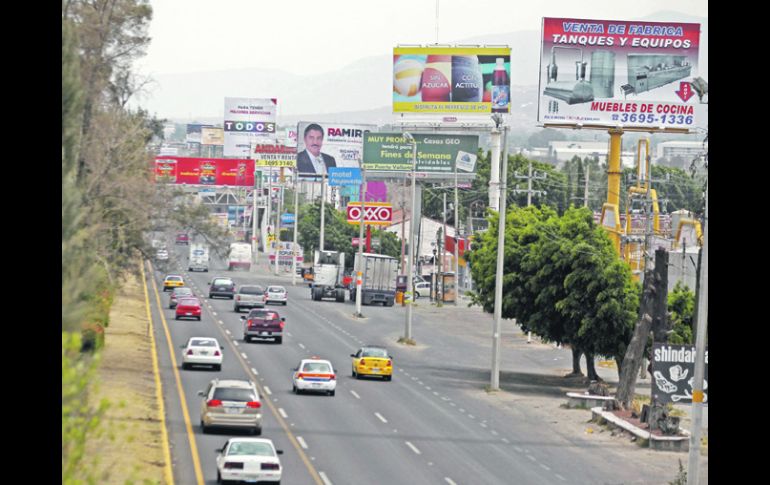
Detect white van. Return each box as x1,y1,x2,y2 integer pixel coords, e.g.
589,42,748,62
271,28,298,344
228,243,252,271
188,243,210,272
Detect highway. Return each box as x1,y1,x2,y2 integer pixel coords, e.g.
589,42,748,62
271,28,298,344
145,246,684,485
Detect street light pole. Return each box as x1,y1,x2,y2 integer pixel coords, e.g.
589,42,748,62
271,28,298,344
355,169,367,317
404,132,418,341
491,123,509,390
292,172,299,286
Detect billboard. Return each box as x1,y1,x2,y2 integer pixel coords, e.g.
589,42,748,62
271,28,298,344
346,202,393,226
651,343,708,405
224,98,278,157
393,47,511,114
253,144,297,168
295,122,375,177
363,133,479,173
201,127,224,146
538,18,705,129
154,157,255,187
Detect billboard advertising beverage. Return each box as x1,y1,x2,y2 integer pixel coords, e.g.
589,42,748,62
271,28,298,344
224,98,278,157
154,157,255,187
538,18,706,130
393,47,511,114
295,122,375,178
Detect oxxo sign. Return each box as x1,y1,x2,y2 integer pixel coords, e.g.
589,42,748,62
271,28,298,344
346,202,392,226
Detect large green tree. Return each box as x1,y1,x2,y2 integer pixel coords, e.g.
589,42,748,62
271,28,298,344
467,206,639,380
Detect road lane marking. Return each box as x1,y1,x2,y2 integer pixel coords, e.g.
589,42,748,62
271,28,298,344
140,261,175,485
375,412,388,424
319,472,333,485
233,341,239,346
468,414,475,419
350,390,361,399
264,386,272,395
251,368,258,375
555,474,567,481
540,464,551,471
298,343,306,350
297,436,308,449
444,479,458,485
405,441,421,455
147,262,205,485
527,455,537,462
241,352,248,359
502,438,511,444
225,329,232,335
278,408,288,418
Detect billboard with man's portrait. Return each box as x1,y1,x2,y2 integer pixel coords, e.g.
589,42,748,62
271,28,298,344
295,122,375,178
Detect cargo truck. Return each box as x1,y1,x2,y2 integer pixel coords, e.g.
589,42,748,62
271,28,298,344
349,253,399,306
311,250,346,302
188,243,210,272
228,242,252,271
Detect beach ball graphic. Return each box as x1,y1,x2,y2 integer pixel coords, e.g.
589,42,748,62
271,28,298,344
394,55,425,97
421,55,451,101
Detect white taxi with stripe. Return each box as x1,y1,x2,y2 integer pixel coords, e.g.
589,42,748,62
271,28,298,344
292,357,337,396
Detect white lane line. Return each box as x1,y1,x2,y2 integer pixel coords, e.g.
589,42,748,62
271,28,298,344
319,471,333,485
278,408,288,418
405,441,421,455
374,412,388,424
233,341,239,346
350,390,361,399
491,430,498,436
218,320,224,325
212,312,217,316
298,343,306,350
514,446,523,453
459,408,465,413
297,436,308,449
225,329,232,335
449,402,456,407
502,438,511,444
444,478,458,485
480,423,488,428
527,455,537,462
555,474,567,481
468,414,475,419
286,332,293,337
263,386,272,395
251,368,258,375
433,391,439,396
539,464,551,471
240,352,248,359
425,386,431,390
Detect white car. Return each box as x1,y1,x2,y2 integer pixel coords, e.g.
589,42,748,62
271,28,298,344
414,281,431,298
292,357,337,396
181,337,223,371
215,438,282,484
156,249,169,261
266,286,288,305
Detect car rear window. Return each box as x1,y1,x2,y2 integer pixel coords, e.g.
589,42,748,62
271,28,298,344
213,388,256,402
228,442,274,457
268,287,285,292
190,339,216,347
239,286,265,295
178,298,199,306
167,276,183,282
362,348,388,358
213,279,233,286
302,362,331,373
248,310,279,320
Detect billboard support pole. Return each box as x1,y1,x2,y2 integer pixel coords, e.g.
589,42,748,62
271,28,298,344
404,133,418,341
355,170,367,318
292,172,299,286
607,128,623,254
454,162,460,298
491,124,508,391
320,175,326,252
275,179,282,276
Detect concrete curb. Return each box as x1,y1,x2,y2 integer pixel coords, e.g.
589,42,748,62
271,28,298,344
591,406,690,452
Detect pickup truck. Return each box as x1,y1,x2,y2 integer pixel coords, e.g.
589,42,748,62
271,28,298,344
240,309,285,344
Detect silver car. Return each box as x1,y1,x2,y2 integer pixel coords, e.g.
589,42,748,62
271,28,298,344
234,285,267,312
266,286,288,305
199,379,262,435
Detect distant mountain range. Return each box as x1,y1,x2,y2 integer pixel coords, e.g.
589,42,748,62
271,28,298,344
140,11,707,136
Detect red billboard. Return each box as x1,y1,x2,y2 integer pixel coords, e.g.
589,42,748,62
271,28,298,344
154,157,255,186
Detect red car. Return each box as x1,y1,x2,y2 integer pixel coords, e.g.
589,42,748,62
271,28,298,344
175,232,190,245
175,297,202,321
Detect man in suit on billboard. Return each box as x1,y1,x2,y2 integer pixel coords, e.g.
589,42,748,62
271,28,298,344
297,123,336,175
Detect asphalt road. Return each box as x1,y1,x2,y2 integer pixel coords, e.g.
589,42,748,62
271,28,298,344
147,244,694,485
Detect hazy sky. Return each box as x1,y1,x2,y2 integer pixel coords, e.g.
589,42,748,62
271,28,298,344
136,0,708,77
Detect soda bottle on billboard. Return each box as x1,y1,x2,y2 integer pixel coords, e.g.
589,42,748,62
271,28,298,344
451,56,483,102
491,58,510,113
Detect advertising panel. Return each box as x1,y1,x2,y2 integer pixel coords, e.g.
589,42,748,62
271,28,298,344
363,133,479,173
296,122,375,178
393,47,511,114
224,98,278,157
201,127,224,146
538,18,706,129
328,167,362,187
346,202,393,226
651,343,708,405
154,157,255,187
253,144,297,168
186,123,205,144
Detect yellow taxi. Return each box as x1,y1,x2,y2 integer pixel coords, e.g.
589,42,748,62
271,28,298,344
163,274,185,292
350,346,392,381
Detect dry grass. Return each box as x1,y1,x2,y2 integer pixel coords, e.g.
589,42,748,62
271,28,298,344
86,271,166,484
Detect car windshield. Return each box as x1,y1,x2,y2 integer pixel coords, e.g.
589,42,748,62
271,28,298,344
228,442,274,457
190,339,216,347
239,286,264,295
362,348,388,358
302,362,331,373
213,387,256,402
213,279,232,286
248,310,278,320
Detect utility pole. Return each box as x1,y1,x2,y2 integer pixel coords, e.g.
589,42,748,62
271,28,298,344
513,161,547,206
454,162,460,298
319,175,326,251
292,172,299,286
404,133,418,342
355,170,367,318
489,125,501,211
584,166,590,208
436,226,443,307
490,124,508,391
274,180,282,276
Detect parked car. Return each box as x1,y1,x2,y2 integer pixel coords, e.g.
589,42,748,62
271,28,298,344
209,277,236,299
175,297,202,321
265,286,288,305
351,346,393,381
414,281,431,299
169,287,195,309
181,337,223,371
234,285,267,312
292,357,337,396
215,438,282,484
241,309,284,344
199,379,262,435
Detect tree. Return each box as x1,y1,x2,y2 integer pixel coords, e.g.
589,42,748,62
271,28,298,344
466,205,639,380
667,281,695,344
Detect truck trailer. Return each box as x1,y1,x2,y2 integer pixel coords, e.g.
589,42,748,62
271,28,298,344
349,253,399,306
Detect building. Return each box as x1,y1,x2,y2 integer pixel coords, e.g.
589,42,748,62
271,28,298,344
655,141,708,170
548,141,635,168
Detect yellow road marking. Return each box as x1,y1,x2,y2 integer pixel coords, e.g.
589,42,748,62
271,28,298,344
148,261,205,485
140,260,175,485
